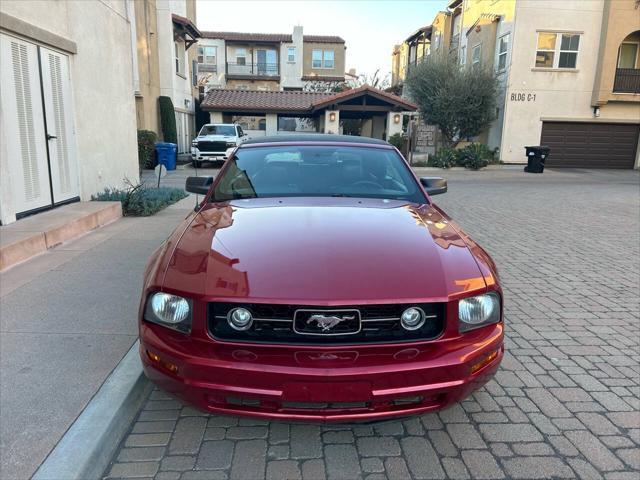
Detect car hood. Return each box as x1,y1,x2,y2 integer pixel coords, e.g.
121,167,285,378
162,198,487,303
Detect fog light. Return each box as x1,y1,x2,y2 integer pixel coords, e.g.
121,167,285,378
228,307,253,331
400,307,426,330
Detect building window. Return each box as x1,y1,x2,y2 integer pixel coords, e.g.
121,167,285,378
497,34,509,71
471,44,482,66
197,46,216,65
559,34,580,68
312,49,322,68
460,45,466,65
535,32,580,69
618,43,639,68
236,48,247,66
287,47,295,62
175,40,185,74
312,49,334,69
452,14,461,37
323,50,334,68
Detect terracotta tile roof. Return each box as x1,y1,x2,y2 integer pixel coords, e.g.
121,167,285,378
201,86,417,112
201,32,345,44
301,75,346,82
201,89,335,112
171,14,201,38
201,31,291,42
310,85,418,111
303,35,345,44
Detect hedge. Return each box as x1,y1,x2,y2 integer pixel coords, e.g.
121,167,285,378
137,130,157,169
158,96,177,144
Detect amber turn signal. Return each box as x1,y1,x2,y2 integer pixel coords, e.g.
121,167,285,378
147,350,179,374
470,349,499,374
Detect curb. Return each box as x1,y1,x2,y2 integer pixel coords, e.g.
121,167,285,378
32,340,152,480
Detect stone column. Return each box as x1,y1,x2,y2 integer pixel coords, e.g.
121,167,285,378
209,111,223,123
387,111,403,139
265,113,278,135
324,110,340,134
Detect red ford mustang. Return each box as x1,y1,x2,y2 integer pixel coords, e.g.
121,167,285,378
139,135,503,422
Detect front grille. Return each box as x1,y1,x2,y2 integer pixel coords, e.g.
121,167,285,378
208,302,445,345
197,141,227,153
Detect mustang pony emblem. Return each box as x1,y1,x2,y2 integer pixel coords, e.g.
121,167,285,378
307,314,355,331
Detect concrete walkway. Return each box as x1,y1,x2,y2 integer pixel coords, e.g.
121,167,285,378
0,195,196,480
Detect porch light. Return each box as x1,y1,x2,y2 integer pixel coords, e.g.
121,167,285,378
393,114,401,124
329,112,336,122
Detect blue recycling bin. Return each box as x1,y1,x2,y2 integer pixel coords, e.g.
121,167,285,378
155,142,177,171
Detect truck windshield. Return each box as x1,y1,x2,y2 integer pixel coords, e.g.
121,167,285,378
199,125,236,136
212,145,427,203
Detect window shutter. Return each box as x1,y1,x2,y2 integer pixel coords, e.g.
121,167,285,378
46,52,72,194
192,59,198,86
11,41,42,201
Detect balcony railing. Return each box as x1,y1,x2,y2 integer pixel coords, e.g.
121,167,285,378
198,63,217,73
226,62,279,77
613,68,640,94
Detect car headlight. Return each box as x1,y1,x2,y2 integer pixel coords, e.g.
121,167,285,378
458,292,501,332
191,140,198,147
144,292,192,333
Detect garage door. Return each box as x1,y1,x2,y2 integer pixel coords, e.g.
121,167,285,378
541,122,639,169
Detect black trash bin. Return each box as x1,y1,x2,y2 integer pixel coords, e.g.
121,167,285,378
524,146,550,173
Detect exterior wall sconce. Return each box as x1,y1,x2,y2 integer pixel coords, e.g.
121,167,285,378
393,114,401,124
593,106,600,118
329,112,336,122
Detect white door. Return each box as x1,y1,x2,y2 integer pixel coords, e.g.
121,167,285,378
39,47,79,203
0,33,52,213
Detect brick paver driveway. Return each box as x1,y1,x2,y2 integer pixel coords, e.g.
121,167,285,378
107,167,639,480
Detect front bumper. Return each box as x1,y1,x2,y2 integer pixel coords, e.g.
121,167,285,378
191,147,228,161
140,323,503,422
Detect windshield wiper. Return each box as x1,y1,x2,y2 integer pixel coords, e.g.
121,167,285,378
330,193,353,197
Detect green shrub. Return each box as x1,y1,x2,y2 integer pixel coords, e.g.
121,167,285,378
388,133,403,150
158,96,177,144
489,147,501,164
457,143,492,170
93,183,187,216
428,147,458,169
137,130,157,169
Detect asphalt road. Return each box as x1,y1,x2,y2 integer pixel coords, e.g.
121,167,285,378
105,167,640,479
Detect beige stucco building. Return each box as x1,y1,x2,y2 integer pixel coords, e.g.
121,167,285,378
499,0,639,168
196,27,346,92
392,0,640,168
0,0,139,225
133,0,200,154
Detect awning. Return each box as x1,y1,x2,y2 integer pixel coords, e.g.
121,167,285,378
172,14,201,49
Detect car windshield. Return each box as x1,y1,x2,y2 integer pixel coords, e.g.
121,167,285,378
212,145,427,203
200,125,236,136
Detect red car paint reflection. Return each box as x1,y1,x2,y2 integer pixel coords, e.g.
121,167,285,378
139,137,503,422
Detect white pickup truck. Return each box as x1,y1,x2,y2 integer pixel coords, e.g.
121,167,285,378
190,123,246,167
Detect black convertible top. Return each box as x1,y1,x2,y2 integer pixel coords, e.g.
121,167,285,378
241,134,390,146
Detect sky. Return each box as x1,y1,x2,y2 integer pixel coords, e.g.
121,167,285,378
196,0,442,79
